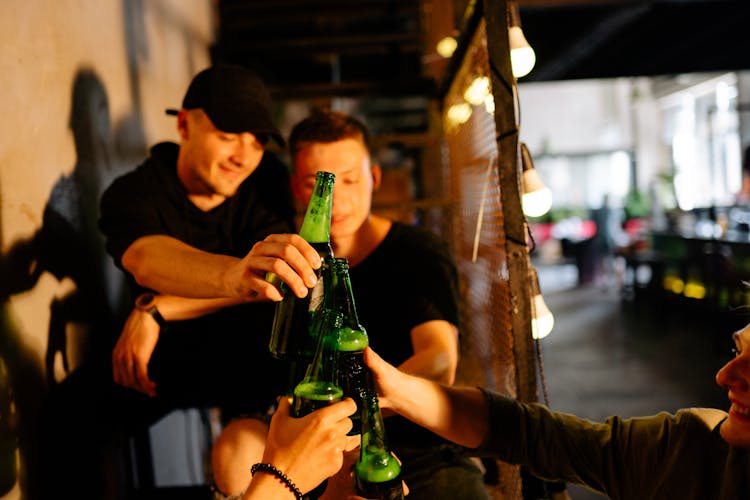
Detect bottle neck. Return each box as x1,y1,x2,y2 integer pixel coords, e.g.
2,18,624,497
332,261,365,329
303,310,342,384
360,393,390,456
328,260,369,351
299,172,334,244
338,276,362,325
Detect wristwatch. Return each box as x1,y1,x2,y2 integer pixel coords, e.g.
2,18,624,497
135,292,166,328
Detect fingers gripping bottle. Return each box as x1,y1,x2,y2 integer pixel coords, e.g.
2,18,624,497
326,257,373,435
268,171,335,361
354,391,405,500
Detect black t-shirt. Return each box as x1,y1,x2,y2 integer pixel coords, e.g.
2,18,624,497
100,142,295,275
349,221,461,449
98,142,296,411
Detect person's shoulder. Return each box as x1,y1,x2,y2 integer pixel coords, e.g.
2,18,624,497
387,221,450,253
681,408,728,431
102,142,179,203
138,142,179,178
109,142,178,184
389,221,445,243
235,151,295,217
148,141,179,162
623,408,728,438
250,151,292,185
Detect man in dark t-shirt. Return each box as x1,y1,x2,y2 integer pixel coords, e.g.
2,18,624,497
212,109,491,499
97,65,326,491
100,143,294,410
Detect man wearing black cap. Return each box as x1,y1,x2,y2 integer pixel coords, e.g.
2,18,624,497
98,64,323,491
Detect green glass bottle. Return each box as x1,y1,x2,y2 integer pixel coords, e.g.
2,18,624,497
291,310,342,500
268,171,335,360
291,309,344,418
354,391,404,500
326,258,373,435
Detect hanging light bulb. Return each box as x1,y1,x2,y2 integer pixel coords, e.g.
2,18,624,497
520,142,552,217
508,0,536,78
464,76,490,106
446,102,472,126
529,267,554,340
484,93,495,114
436,36,458,58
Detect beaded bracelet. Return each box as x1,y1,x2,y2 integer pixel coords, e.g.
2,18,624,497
250,462,303,499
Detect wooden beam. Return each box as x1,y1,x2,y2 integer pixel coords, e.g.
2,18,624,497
221,33,422,53
267,78,437,100
483,0,537,404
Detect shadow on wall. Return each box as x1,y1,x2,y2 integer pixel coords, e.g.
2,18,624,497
120,0,149,159
0,68,138,499
0,253,42,498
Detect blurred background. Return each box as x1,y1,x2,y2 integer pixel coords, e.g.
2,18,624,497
3,1,750,499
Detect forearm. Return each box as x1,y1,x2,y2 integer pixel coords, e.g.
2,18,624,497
397,347,456,385
388,371,488,449
150,294,250,321
366,347,487,446
398,320,459,384
122,235,240,298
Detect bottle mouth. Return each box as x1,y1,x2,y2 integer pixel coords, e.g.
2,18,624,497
293,380,343,401
330,327,369,351
355,453,401,481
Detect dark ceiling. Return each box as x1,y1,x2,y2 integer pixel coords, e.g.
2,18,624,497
213,0,432,100
522,0,750,83
211,0,750,135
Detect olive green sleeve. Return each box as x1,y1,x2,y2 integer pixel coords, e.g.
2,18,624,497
476,389,702,499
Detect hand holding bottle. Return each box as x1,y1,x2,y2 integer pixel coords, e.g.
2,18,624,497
269,171,335,359
251,396,358,497
227,233,323,302
364,347,490,451
361,348,409,413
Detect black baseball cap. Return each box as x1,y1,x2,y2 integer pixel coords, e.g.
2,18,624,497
166,64,284,147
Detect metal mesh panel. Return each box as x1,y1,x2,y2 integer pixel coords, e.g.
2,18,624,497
442,23,522,499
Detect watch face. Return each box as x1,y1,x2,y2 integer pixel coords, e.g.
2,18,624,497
136,293,155,310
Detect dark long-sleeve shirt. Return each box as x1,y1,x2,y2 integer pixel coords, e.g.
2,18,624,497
480,389,750,499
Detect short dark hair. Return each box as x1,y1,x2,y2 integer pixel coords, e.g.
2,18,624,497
288,108,372,159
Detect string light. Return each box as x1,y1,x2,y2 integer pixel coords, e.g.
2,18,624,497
520,143,552,217
446,102,473,127
508,0,536,78
529,267,554,340
464,76,491,106
436,36,458,58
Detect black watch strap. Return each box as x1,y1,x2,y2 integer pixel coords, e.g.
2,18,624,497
135,293,167,328
144,305,166,328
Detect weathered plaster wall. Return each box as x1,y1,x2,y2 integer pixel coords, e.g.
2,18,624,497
0,1,213,497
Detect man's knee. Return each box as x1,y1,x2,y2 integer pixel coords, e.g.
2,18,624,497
211,418,269,496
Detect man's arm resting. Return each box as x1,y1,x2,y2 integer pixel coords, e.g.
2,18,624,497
122,233,321,301
397,320,459,385
122,235,245,298
112,293,253,397
145,293,251,321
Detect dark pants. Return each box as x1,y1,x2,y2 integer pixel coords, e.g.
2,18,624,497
36,302,286,499
397,444,491,500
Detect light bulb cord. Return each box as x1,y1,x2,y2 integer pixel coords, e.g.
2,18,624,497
534,337,550,407
529,267,550,407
